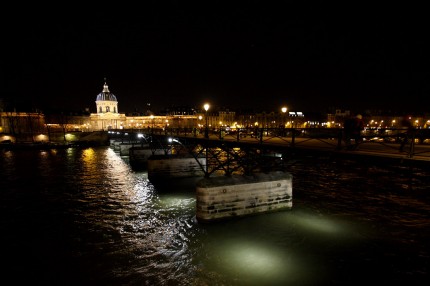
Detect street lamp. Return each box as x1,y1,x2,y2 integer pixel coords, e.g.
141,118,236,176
204,103,210,139
281,106,287,127
150,115,154,134
203,103,210,177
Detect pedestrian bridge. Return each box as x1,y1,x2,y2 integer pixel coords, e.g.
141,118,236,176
108,127,430,177
108,127,430,222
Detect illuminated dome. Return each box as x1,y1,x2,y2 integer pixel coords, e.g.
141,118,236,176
96,81,117,102
95,79,119,114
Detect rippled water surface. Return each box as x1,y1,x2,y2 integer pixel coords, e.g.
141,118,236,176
1,147,429,285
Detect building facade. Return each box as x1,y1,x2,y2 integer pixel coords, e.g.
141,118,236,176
89,81,127,130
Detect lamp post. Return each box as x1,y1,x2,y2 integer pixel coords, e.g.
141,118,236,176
203,103,210,177
281,106,287,127
281,107,287,137
204,103,210,139
150,115,154,134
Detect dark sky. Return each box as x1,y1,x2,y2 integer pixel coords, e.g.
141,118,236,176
2,2,430,114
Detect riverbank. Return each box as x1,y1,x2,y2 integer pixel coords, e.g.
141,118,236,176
0,140,109,150
0,131,109,150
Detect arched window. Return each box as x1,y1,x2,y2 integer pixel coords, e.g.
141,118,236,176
114,107,116,113
106,106,110,112
99,107,102,113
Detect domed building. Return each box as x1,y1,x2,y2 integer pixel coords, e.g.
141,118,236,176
90,80,126,130
95,80,118,114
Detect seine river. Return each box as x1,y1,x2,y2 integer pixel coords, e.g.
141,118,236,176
1,146,429,285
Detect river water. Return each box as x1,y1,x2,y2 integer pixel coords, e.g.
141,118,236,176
0,146,429,285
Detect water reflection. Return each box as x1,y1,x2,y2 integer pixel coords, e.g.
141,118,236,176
0,146,429,285
288,211,345,234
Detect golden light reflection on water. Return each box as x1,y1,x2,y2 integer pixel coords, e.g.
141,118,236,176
1,151,16,174
2,150,14,160
82,148,95,162
38,150,60,176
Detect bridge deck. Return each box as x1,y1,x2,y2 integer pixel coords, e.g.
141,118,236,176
110,128,430,170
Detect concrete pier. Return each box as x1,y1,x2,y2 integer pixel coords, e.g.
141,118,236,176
196,171,292,222
147,154,206,181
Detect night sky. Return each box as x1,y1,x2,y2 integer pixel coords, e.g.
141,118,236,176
2,2,430,114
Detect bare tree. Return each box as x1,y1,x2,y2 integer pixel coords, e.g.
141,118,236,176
5,112,20,141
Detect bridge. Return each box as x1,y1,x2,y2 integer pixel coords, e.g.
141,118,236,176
108,127,430,175
108,127,430,222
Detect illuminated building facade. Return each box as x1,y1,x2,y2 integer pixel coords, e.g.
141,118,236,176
90,80,127,130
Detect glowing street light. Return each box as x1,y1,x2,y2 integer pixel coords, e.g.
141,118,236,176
204,103,210,139
168,137,179,143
